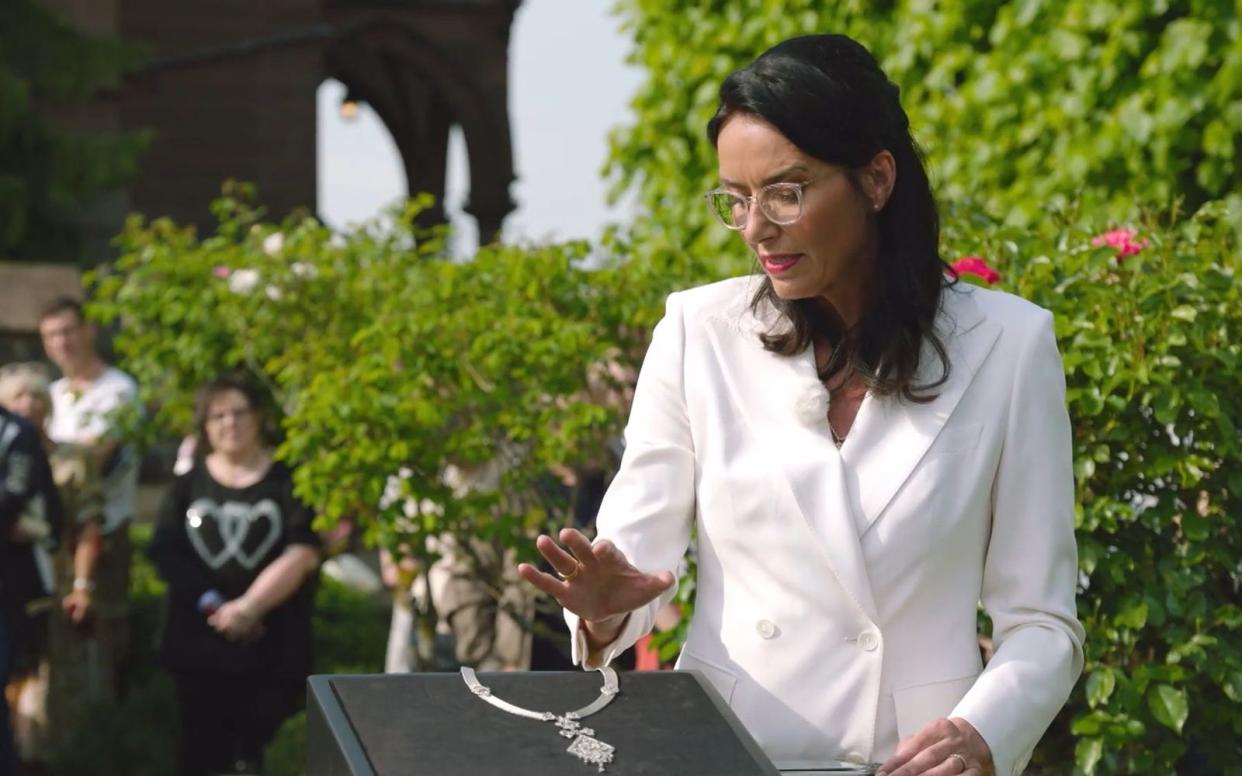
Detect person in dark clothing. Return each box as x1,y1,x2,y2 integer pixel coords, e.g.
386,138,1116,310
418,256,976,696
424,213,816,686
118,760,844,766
1,407,63,775
147,378,319,776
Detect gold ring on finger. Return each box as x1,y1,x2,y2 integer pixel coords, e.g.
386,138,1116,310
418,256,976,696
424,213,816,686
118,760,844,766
558,561,582,581
948,753,968,772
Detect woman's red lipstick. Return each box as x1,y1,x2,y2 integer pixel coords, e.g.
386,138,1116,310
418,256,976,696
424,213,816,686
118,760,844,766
760,254,801,275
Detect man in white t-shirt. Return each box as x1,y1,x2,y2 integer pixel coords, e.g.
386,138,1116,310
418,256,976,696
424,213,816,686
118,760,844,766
39,296,140,698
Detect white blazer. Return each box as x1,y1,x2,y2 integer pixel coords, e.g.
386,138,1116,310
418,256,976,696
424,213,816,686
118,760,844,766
567,276,1085,776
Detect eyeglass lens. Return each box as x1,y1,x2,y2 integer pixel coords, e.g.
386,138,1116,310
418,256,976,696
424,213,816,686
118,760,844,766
708,185,802,228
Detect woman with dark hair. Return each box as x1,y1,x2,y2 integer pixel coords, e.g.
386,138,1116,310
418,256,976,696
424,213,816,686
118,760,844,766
148,376,320,776
521,35,1083,776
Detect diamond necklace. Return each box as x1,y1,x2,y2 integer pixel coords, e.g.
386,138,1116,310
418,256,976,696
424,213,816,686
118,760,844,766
460,666,620,772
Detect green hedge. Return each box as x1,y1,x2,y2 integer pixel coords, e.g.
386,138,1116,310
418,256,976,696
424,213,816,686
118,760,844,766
89,190,650,565
606,0,1242,285
942,202,1241,772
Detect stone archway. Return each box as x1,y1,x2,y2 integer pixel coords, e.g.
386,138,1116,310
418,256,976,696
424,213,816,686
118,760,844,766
323,10,519,242
100,0,520,246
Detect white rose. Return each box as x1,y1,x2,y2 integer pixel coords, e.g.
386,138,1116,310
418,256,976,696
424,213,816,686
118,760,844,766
227,268,260,294
263,231,285,256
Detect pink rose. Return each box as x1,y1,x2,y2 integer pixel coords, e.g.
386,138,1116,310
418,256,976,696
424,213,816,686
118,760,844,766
212,265,232,279
951,256,1001,285
1092,228,1148,261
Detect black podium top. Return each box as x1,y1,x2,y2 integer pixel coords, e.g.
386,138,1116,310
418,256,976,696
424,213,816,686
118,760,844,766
309,669,781,775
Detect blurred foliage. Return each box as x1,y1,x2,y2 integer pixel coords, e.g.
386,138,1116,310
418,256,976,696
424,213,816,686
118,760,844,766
88,185,677,675
0,0,148,262
88,186,658,568
606,0,1242,280
943,201,1241,773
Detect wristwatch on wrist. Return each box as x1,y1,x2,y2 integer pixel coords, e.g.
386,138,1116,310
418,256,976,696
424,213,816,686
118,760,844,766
72,577,96,593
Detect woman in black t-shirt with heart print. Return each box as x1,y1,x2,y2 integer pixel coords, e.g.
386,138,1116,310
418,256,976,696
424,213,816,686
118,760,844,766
149,376,321,776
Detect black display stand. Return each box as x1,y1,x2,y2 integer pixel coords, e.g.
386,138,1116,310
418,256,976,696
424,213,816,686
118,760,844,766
306,669,782,775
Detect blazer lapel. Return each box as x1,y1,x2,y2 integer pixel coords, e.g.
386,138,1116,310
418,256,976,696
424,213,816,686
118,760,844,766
844,286,1002,534
707,291,880,623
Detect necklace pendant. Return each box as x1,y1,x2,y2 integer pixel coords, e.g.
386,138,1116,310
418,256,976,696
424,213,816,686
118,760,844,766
566,732,615,773
460,667,619,773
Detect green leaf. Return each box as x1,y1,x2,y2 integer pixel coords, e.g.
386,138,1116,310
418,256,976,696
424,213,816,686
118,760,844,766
1224,672,1242,703
1075,737,1104,774
1071,710,1108,736
1116,599,1149,630
1180,512,1210,542
1087,669,1117,708
1216,605,1242,629
1148,684,1189,733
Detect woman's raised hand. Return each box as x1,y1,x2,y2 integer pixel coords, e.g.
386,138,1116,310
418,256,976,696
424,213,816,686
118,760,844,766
518,528,675,629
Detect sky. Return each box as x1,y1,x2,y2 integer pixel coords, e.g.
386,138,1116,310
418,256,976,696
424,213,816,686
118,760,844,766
316,0,645,256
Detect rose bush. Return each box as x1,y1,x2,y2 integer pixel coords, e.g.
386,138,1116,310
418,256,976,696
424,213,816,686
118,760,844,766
942,201,1241,772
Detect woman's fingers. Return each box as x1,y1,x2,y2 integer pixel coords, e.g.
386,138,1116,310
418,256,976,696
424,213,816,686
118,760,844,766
647,569,677,594
559,528,597,568
523,533,677,622
625,569,676,612
535,533,584,578
877,717,983,776
517,562,570,599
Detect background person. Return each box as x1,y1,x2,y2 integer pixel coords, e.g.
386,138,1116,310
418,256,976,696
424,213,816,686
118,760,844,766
147,376,320,776
1,405,62,776
0,364,104,774
37,297,140,701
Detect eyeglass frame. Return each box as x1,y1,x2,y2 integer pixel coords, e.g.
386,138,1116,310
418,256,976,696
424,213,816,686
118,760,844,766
204,406,255,425
703,178,820,230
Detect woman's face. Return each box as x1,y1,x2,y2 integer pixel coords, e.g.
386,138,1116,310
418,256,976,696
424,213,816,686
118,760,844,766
715,113,888,306
203,389,260,457
3,388,49,427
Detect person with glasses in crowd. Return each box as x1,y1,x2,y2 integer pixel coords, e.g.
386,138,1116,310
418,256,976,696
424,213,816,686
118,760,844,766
520,34,1083,776
148,376,320,776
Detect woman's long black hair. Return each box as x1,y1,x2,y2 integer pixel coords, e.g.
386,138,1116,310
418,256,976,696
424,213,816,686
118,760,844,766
707,34,952,401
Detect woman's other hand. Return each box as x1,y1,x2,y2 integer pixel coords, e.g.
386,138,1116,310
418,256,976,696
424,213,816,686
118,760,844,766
877,717,994,776
207,598,265,642
517,528,675,645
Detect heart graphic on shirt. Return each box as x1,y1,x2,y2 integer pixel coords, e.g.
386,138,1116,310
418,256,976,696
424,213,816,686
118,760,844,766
184,497,283,571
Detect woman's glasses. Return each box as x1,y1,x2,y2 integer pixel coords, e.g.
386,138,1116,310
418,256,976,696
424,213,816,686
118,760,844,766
704,179,816,230
205,407,253,425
